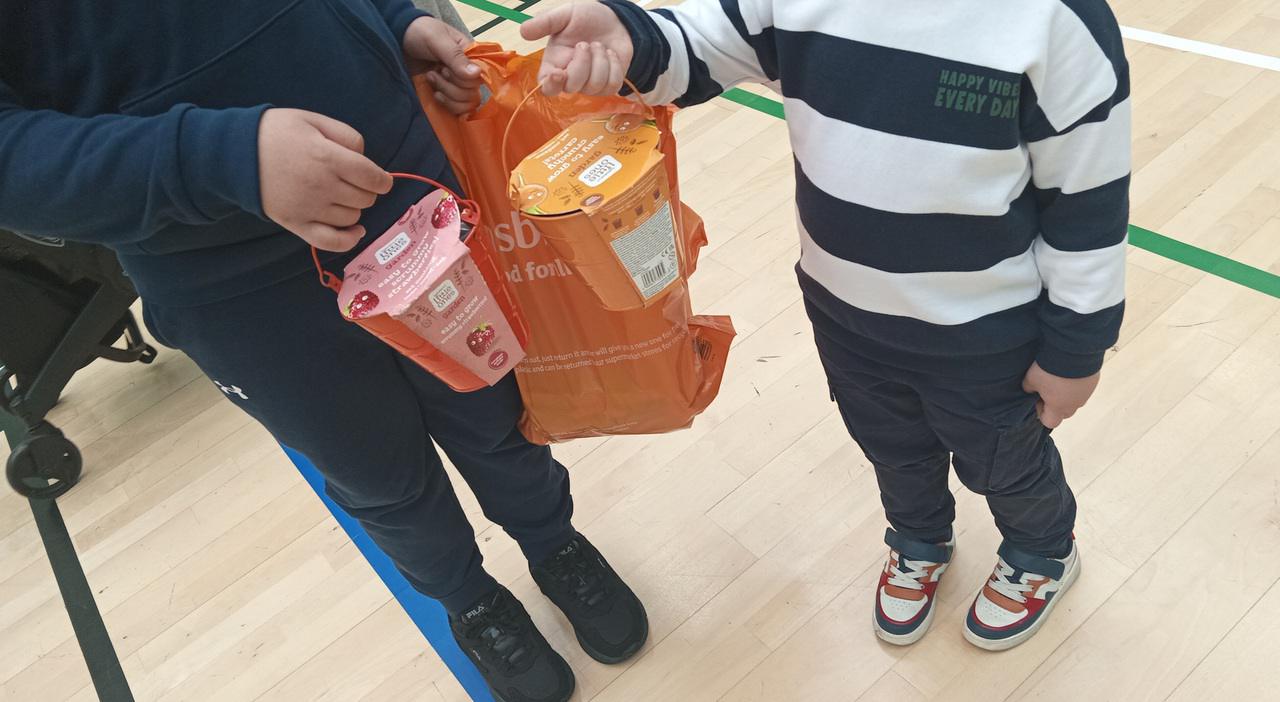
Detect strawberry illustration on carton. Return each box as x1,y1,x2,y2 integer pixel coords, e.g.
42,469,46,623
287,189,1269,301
345,290,380,320
467,323,497,356
336,189,525,386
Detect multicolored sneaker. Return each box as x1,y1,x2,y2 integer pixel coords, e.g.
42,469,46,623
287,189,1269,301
873,528,955,646
964,540,1081,651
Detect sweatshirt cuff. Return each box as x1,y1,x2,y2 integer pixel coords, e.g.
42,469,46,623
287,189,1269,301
178,104,271,221
1035,344,1105,379
601,0,669,94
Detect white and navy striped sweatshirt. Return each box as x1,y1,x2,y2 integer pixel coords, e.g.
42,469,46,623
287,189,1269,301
604,0,1130,378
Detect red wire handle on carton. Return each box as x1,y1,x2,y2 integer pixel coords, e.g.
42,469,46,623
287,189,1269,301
310,172,482,293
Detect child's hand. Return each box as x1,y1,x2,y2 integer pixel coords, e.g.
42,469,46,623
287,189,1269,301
258,108,393,252
1021,362,1101,429
402,16,483,115
521,4,633,96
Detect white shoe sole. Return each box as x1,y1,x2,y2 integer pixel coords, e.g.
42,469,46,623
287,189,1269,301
874,602,935,646
963,551,1082,652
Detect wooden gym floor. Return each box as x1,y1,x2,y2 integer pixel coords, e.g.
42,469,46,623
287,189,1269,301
4,1,1280,700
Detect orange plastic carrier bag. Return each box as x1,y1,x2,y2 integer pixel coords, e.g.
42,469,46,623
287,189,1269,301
313,173,529,393
418,44,735,443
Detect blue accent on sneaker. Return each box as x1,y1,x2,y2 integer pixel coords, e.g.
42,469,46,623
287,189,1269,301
876,603,932,635
996,541,1065,581
966,603,1039,640
884,528,953,565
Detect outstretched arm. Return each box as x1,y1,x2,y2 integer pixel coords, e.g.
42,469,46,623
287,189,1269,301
522,0,779,107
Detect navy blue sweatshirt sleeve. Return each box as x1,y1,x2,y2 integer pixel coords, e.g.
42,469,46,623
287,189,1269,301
370,0,430,45
602,0,777,108
0,77,269,245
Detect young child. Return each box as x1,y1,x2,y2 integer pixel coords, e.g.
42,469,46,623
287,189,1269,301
525,0,1129,650
0,3,646,699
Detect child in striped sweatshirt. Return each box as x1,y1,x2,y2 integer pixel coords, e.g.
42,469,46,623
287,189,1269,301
524,0,1130,650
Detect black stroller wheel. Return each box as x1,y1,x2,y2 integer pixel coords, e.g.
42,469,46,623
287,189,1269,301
6,424,82,499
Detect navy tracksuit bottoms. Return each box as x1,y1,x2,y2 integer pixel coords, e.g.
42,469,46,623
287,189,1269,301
144,265,575,613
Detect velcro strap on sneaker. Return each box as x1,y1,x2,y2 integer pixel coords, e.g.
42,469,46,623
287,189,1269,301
884,528,952,564
996,541,1066,580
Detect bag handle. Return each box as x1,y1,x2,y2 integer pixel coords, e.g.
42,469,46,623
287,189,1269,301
311,172,480,293
500,79,656,201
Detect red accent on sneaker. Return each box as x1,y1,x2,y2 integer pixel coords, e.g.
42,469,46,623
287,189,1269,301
877,567,942,625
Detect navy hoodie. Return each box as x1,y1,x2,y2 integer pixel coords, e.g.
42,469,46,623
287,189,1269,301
0,0,454,306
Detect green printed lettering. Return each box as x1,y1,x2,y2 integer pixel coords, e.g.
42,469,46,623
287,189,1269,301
935,69,1016,119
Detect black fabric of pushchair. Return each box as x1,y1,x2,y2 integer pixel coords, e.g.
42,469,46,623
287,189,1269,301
0,231,155,418
1,229,148,701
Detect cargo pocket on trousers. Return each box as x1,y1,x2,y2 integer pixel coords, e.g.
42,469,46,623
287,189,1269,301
987,404,1051,494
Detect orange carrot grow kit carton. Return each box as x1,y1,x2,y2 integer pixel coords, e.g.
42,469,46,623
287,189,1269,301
508,111,682,311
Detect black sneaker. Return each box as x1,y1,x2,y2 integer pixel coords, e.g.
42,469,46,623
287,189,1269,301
449,587,575,702
531,533,649,664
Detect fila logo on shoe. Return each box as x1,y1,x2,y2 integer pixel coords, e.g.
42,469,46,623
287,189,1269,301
214,381,248,400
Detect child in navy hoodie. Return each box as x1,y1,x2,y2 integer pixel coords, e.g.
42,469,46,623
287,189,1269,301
0,3,647,699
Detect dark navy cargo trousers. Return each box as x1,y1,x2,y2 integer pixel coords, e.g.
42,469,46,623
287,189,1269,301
804,297,1077,559
143,265,575,613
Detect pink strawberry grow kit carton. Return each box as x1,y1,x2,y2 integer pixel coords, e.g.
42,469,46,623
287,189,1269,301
331,188,526,388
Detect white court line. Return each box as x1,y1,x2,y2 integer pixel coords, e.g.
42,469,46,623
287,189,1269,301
625,1,1280,72
1120,25,1280,72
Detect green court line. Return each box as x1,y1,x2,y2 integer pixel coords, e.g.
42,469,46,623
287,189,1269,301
720,87,786,118
454,0,1280,300
1129,225,1280,298
459,0,533,23
473,0,545,35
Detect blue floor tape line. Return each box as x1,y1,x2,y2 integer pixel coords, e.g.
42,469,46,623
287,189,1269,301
281,445,495,702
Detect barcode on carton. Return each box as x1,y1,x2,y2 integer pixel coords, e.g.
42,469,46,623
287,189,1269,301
640,260,669,290
611,202,679,299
